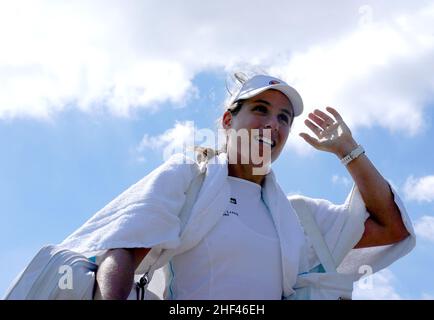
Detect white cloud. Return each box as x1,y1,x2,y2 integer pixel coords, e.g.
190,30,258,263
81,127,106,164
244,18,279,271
414,215,434,242
137,121,196,158
0,1,197,120
403,175,434,202
353,269,402,300
1,0,433,146
136,120,225,161
332,174,352,187
281,4,434,156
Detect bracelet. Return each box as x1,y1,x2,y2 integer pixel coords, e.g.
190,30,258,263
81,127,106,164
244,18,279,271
340,145,365,166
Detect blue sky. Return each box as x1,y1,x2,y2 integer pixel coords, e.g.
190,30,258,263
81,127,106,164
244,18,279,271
1,1,434,299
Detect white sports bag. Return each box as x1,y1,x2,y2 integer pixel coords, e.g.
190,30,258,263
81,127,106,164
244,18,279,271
3,245,97,300
3,163,205,300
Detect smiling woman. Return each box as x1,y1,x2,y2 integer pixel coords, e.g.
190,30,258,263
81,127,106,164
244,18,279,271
33,72,416,300
194,74,299,179
222,88,294,181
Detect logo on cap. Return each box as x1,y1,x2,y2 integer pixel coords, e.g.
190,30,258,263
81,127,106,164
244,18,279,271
269,80,280,85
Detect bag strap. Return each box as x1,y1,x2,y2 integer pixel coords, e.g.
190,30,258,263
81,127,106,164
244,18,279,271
178,163,206,230
290,198,337,273
136,161,206,299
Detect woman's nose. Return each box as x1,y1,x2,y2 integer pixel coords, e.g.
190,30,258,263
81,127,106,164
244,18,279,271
264,116,279,131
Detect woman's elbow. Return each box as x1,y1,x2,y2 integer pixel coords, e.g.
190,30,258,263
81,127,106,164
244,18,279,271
387,220,411,244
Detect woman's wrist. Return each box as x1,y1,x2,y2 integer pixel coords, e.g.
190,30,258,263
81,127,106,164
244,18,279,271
334,138,359,159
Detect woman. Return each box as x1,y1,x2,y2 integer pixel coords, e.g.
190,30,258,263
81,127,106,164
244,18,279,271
60,73,415,300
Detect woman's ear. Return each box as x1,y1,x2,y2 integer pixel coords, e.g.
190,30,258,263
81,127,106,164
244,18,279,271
222,111,232,129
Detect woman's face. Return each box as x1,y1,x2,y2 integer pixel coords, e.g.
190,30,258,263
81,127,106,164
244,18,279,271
223,89,294,166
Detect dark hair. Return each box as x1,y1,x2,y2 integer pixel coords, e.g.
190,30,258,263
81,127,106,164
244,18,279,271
226,99,246,116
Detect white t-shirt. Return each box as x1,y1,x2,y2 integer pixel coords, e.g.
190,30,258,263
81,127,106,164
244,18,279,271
168,175,283,299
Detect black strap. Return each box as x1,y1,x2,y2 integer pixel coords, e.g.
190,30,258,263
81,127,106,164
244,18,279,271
135,272,149,300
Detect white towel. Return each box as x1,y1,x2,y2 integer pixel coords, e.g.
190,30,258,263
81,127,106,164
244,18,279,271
60,152,416,298
59,153,196,257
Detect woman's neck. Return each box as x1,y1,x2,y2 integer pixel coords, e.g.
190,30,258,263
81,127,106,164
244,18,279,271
227,163,265,186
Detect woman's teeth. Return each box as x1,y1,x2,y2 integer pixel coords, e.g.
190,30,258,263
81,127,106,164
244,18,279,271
254,135,275,147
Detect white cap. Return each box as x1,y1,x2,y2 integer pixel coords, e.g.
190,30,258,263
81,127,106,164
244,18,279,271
230,75,303,117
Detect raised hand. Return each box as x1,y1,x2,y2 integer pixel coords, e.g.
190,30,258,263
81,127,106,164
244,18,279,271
299,107,358,157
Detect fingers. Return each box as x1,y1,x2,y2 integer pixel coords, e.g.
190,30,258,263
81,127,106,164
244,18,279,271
325,106,343,122
299,132,320,148
313,109,334,125
307,107,342,130
304,119,323,138
301,107,345,150
308,113,329,130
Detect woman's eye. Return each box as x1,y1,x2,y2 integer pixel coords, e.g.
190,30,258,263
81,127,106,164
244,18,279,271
279,114,289,124
253,105,267,113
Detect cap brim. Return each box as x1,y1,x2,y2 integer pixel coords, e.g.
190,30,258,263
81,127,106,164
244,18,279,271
236,84,303,117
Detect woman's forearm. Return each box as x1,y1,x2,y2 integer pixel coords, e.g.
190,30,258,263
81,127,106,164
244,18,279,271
336,138,409,239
